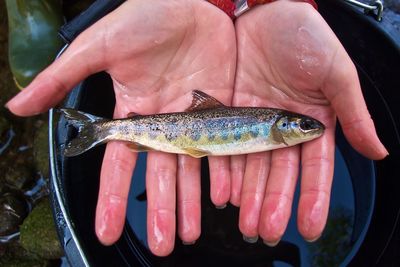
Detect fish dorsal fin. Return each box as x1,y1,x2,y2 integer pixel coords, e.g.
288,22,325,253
186,90,225,112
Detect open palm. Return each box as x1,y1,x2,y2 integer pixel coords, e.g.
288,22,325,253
231,2,387,245
7,0,236,256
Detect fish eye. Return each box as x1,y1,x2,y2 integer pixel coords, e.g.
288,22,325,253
277,117,290,131
300,119,315,131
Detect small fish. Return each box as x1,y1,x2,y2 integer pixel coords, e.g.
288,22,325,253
61,90,324,158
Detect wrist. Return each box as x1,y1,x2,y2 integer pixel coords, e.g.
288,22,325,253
246,0,317,10
207,0,236,19
236,0,318,17
207,0,318,18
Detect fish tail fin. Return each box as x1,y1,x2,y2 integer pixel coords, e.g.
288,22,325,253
60,108,109,157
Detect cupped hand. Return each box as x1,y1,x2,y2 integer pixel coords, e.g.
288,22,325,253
6,0,236,256
231,1,387,245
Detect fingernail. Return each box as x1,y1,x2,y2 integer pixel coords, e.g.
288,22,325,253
376,142,389,157
382,146,389,157
305,235,321,243
263,239,280,247
243,235,258,243
215,203,227,209
182,240,196,245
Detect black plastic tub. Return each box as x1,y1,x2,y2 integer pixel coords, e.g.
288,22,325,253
49,0,400,266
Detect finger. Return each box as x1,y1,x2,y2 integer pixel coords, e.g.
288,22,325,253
297,125,335,241
95,108,137,245
95,83,146,247
6,22,108,116
95,142,137,245
177,155,201,244
146,151,177,256
258,146,300,246
230,155,246,206
208,156,231,208
239,152,271,241
323,47,388,159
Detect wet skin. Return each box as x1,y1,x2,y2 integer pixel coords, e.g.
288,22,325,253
5,0,387,256
6,0,236,256
231,1,387,245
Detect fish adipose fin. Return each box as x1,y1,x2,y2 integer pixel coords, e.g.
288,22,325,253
186,90,225,112
60,109,108,157
127,111,142,118
183,148,210,158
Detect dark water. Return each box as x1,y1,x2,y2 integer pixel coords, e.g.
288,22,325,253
125,142,375,266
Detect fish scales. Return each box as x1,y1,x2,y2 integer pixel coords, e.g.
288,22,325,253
61,90,325,157
95,108,287,155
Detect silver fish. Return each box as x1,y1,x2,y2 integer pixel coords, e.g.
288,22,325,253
61,90,324,157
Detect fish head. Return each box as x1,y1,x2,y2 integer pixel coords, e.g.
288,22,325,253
274,113,325,146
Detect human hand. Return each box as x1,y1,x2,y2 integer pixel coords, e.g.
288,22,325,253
6,0,236,256
231,1,387,245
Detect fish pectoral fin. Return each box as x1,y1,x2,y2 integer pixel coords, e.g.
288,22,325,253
271,124,289,146
186,90,225,112
127,142,153,152
183,147,210,158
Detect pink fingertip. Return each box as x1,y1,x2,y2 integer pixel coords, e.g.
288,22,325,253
298,198,327,240
4,86,45,116
95,196,126,245
148,211,175,257
5,94,26,115
239,195,264,238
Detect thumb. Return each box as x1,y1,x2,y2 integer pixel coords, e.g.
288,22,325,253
6,24,107,116
323,47,388,160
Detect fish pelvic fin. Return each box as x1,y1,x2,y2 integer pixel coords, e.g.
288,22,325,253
60,109,108,157
183,147,210,158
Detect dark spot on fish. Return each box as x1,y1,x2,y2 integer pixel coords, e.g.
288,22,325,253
165,132,178,141
191,132,201,141
250,126,259,138
234,129,242,141
262,125,270,137
221,130,229,140
207,132,215,141
148,123,163,139
149,124,160,132
168,117,179,124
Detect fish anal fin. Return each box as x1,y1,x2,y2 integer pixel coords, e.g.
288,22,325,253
186,90,225,112
183,147,210,158
127,142,153,152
